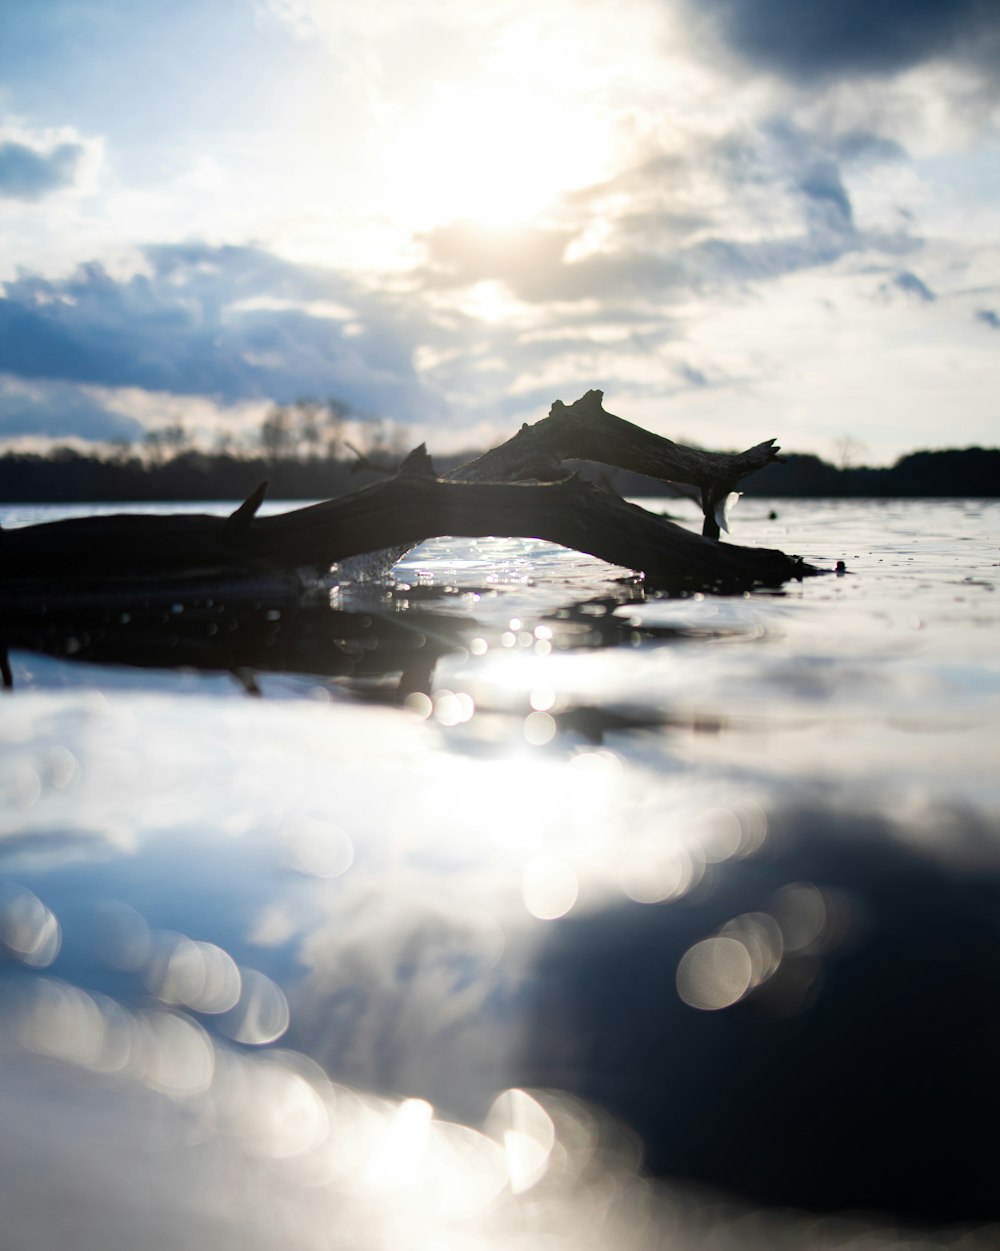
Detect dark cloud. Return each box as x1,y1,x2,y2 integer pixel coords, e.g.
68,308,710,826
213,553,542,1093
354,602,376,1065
830,131,909,163
799,161,854,231
676,363,709,387
976,308,1000,329
0,141,82,200
0,377,143,442
893,270,937,301
0,244,437,422
689,0,1000,83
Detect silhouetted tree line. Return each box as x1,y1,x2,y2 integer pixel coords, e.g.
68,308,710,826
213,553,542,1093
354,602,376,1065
0,442,997,504
0,445,477,503
0,399,471,503
604,447,1000,500
740,447,1000,497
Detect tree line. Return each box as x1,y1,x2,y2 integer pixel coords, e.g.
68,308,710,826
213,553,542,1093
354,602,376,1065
0,397,996,502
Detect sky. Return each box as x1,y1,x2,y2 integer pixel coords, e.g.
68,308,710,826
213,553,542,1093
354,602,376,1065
0,0,998,464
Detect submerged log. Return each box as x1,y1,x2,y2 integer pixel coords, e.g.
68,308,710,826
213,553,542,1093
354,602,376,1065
0,393,815,596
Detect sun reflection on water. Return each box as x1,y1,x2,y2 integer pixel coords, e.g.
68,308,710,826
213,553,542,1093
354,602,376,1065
1,502,1000,1243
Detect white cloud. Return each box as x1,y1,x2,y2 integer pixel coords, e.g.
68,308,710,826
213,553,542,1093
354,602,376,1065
1,0,998,460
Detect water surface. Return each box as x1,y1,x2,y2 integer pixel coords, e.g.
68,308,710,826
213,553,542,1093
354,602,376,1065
1,497,998,1248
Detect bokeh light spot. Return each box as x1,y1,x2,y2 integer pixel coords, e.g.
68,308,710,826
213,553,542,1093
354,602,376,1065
0,884,61,968
620,843,697,904
529,685,556,712
403,692,432,720
771,882,827,952
133,1009,215,1096
485,1089,556,1194
218,968,290,1045
676,936,753,1010
720,911,784,988
523,711,556,746
366,1097,433,1191
287,818,355,879
522,858,578,920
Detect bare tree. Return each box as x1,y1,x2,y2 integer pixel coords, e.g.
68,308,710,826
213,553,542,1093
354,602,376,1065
144,428,166,467
259,406,294,461
832,434,868,471
163,422,189,456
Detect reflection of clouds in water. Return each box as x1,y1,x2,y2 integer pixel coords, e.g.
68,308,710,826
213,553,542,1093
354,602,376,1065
2,1000,992,1250
0,688,809,1132
4,676,1000,1240
290,891,513,1120
0,976,653,1251
91,900,152,970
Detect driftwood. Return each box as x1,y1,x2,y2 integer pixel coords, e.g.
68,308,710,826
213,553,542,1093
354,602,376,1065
450,390,780,540
0,391,815,597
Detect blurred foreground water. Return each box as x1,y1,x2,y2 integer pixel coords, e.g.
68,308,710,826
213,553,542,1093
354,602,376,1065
1,497,998,1248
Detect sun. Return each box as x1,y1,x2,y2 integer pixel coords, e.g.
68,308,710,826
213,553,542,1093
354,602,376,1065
388,78,615,231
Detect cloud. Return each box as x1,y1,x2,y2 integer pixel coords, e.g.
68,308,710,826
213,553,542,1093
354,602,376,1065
418,116,916,307
0,140,83,200
687,0,1000,84
0,244,438,422
976,308,1000,329
892,270,937,302
676,363,709,388
419,224,574,299
0,375,144,442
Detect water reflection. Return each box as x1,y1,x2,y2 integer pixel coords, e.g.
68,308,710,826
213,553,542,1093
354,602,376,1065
0,580,766,705
5,795,1000,1243
1,502,999,1245
521,802,1000,1222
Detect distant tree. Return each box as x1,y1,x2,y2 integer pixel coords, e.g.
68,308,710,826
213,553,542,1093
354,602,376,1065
144,428,166,467
256,397,353,462
163,422,190,455
832,434,868,471
294,400,324,459
360,416,409,459
259,406,294,461
323,398,350,460
213,430,234,456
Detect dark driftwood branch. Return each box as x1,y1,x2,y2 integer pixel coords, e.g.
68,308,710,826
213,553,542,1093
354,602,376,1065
451,389,782,538
0,392,813,596
244,450,807,589
0,447,812,595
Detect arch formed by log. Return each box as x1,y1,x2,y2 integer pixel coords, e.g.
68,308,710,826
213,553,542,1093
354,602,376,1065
0,391,816,599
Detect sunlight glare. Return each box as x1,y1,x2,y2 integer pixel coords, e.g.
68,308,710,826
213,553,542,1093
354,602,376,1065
486,1088,556,1194
390,78,613,229
522,856,578,920
366,1098,434,1191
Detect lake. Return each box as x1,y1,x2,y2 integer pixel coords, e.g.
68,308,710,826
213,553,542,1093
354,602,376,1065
1,496,998,1249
